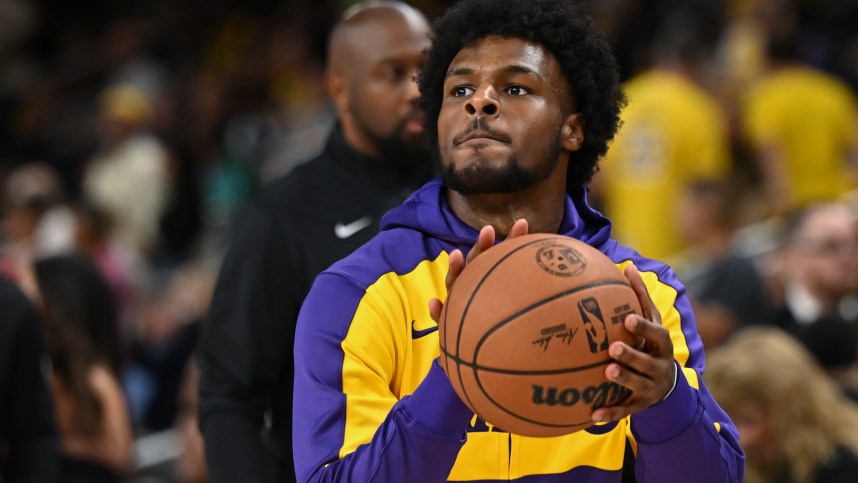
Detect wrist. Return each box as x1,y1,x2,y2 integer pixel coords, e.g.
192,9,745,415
661,360,679,402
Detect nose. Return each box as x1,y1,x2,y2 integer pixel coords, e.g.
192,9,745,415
465,84,499,117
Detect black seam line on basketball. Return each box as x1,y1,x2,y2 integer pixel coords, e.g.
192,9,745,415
473,360,614,430
469,278,628,430
439,344,602,430
438,277,630,362
453,236,572,360
438,351,612,376
452,235,561,415
471,278,631,365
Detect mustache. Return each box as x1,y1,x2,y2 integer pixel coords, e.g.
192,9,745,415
453,118,512,145
402,106,424,124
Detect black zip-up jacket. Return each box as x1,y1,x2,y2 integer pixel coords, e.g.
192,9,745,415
198,125,434,483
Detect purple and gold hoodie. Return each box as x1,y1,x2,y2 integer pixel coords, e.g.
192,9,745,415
293,179,744,482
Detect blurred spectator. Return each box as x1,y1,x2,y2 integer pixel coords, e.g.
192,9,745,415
197,2,435,482
22,254,133,482
593,12,733,260
0,162,76,281
714,0,768,94
128,266,211,434
73,201,141,341
82,83,173,260
763,202,858,334
0,272,60,482
707,327,858,483
28,254,126,375
672,179,767,349
741,1,858,216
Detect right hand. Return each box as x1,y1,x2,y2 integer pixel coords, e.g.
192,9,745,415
428,219,530,323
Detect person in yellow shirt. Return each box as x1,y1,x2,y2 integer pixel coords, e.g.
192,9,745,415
742,5,858,215
595,18,731,261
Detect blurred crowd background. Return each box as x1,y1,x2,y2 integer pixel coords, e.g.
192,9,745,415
2,0,858,482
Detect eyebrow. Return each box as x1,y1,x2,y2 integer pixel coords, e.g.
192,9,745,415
445,64,542,79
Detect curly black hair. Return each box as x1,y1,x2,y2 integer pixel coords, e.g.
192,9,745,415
419,0,626,187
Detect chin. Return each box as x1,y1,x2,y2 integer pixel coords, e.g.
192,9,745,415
450,147,510,169
442,160,534,195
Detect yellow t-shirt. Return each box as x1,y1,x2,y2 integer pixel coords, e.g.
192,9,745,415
743,65,858,209
600,70,731,260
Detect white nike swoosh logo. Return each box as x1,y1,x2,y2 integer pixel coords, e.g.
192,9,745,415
335,216,373,239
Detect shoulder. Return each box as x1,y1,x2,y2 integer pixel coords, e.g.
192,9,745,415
604,240,694,319
321,227,445,292
603,240,682,289
255,153,332,209
298,228,449,348
230,153,333,233
88,364,125,401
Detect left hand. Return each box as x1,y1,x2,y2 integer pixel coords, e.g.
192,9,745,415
428,219,530,323
590,264,677,423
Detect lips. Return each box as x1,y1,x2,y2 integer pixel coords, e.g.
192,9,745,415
407,119,424,132
454,128,511,146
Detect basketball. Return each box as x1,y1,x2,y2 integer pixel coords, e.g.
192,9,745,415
439,233,642,437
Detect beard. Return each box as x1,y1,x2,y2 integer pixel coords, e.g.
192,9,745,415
440,131,563,195
359,111,431,169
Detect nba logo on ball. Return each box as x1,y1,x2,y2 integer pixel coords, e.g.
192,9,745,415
439,234,641,437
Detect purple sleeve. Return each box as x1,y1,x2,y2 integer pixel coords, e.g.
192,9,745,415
629,270,745,483
631,361,744,482
293,273,472,483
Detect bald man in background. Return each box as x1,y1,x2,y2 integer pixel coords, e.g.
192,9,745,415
197,3,434,481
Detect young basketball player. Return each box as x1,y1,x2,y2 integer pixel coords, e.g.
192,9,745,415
293,0,744,481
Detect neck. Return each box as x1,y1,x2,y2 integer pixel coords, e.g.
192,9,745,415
446,178,567,239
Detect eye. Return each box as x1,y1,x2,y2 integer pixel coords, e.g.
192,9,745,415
451,86,474,97
390,66,407,81
381,64,408,82
505,85,529,96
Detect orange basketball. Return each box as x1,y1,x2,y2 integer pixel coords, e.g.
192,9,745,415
439,233,642,437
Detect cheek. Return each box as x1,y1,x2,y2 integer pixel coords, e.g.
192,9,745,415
517,122,558,158
436,108,458,155
731,407,773,460
517,106,561,145
353,84,397,123
814,259,848,282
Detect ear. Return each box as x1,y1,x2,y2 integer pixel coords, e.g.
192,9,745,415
559,113,584,152
326,72,350,116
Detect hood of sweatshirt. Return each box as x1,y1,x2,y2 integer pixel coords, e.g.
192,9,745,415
380,178,617,254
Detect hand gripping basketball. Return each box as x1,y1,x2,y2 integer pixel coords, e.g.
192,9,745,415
429,221,676,436
590,264,677,424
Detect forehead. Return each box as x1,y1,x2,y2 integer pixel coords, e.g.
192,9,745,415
800,206,855,237
447,35,562,80
349,12,430,62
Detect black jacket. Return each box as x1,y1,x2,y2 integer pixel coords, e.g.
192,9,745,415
0,274,60,482
198,125,434,483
